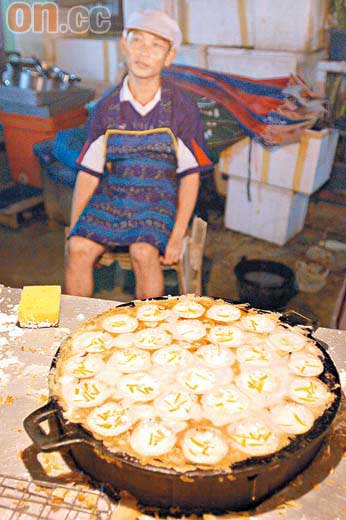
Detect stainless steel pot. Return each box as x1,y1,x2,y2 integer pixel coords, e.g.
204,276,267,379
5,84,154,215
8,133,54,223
18,68,39,90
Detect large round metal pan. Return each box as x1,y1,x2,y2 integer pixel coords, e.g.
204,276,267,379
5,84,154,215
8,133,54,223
24,303,341,513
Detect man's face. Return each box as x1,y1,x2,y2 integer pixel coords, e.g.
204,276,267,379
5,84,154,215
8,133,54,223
121,30,176,79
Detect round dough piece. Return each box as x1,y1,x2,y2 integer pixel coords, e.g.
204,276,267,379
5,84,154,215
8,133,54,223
108,348,151,373
117,372,161,402
236,345,273,367
152,347,193,369
86,401,135,437
208,326,244,348
64,354,105,379
182,427,229,465
72,332,116,354
102,314,139,334
206,303,241,323
228,419,280,456
136,303,167,322
173,320,207,342
135,328,172,350
178,367,216,394
195,344,235,368
154,391,197,421
172,300,206,319
236,369,279,401
289,377,331,406
288,352,324,377
63,379,111,408
267,331,307,352
130,419,176,457
240,314,277,334
269,403,315,434
201,385,250,426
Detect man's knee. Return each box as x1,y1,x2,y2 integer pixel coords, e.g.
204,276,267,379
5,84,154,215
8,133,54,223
67,237,103,266
130,242,159,268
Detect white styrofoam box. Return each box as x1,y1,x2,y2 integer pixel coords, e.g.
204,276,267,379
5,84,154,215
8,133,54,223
183,0,327,52
123,0,180,23
54,37,122,82
183,0,254,47
253,0,328,52
16,8,75,65
219,129,339,196
15,33,45,61
207,47,327,87
224,176,309,246
174,44,207,68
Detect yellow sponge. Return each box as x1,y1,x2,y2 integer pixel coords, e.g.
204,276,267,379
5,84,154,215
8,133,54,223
18,285,61,328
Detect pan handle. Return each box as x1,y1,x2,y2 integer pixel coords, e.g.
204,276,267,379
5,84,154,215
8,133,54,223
24,400,92,452
281,309,318,330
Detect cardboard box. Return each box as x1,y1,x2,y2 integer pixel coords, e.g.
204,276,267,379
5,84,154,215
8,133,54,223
219,129,339,195
224,176,309,246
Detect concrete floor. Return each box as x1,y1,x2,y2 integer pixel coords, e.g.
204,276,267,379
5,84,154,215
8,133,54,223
0,190,346,328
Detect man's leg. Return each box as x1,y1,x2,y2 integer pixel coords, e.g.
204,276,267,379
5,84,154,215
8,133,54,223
65,236,106,297
129,242,164,299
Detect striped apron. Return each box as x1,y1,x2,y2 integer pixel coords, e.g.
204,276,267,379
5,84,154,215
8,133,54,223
71,83,178,254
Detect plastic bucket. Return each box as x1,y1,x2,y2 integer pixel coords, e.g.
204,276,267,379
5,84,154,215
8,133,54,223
234,257,297,310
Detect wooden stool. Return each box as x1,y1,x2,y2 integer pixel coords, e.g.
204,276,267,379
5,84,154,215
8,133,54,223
65,216,207,295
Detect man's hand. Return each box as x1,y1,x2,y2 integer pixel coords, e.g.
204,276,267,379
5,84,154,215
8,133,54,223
161,172,199,266
160,235,183,265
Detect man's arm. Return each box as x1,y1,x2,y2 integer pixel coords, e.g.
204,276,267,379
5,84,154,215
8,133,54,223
161,172,200,265
70,171,100,229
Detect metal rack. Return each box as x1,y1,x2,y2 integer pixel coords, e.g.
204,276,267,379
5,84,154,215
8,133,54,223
0,475,112,519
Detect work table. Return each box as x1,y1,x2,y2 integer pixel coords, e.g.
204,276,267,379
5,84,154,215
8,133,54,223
0,286,345,520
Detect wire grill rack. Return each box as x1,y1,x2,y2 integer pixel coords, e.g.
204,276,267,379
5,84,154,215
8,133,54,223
0,474,112,519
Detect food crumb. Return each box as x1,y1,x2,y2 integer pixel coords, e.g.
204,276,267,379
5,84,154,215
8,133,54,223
37,451,72,477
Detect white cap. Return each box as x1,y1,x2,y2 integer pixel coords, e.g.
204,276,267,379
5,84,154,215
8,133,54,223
123,10,182,49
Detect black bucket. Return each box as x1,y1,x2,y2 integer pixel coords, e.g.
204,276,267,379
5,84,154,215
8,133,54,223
234,257,297,310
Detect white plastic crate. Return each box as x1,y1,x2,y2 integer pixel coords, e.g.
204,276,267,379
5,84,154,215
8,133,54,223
224,176,309,246
183,0,254,47
207,47,327,86
54,37,122,82
219,129,339,196
174,44,207,68
253,0,328,52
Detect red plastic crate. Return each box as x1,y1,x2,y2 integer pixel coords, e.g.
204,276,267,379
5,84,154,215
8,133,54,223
0,106,88,188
